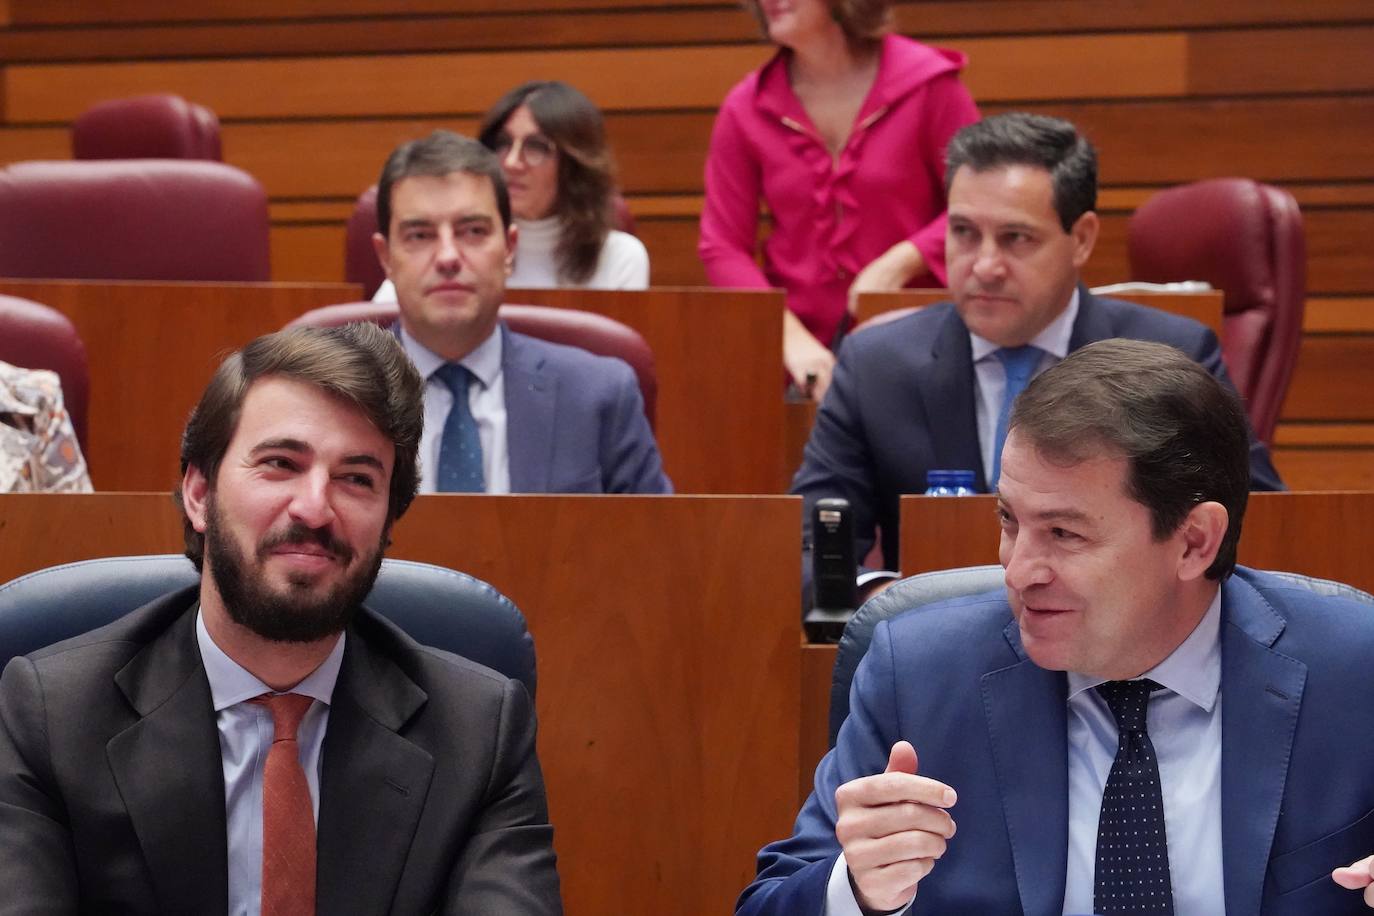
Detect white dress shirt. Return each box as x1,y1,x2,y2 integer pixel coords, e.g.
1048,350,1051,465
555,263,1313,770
824,585,1225,916
196,610,346,916
969,289,1078,486
399,324,510,494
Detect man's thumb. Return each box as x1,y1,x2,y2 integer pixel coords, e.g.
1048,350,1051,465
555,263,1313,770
885,740,918,775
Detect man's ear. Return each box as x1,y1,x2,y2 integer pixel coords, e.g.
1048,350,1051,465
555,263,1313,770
1069,210,1099,270
1177,500,1228,581
182,464,211,534
372,232,393,279
504,222,518,277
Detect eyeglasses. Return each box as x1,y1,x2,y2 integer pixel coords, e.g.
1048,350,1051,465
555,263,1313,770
490,134,557,168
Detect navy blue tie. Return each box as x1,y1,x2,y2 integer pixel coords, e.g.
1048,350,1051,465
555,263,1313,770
1094,679,1174,915
990,345,1042,489
433,363,485,493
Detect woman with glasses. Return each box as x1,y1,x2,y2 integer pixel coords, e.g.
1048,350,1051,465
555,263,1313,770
376,81,647,301
699,0,978,401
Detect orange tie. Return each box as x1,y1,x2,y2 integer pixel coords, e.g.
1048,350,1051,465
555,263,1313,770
252,693,317,916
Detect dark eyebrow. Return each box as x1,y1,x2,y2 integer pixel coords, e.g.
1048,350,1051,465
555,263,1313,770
996,498,1094,526
252,439,386,474
251,438,310,455
340,454,386,474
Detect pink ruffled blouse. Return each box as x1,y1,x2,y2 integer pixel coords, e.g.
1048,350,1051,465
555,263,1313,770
699,35,979,346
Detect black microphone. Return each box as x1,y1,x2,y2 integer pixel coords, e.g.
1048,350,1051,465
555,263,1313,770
804,497,857,643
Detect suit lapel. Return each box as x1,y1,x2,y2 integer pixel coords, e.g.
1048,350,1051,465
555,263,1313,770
315,614,435,914
107,604,229,915
1067,285,1112,351
981,620,1070,916
1218,577,1306,914
915,307,984,488
501,327,556,493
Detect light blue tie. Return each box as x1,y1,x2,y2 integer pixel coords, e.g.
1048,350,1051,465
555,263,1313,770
990,345,1042,489
433,363,485,493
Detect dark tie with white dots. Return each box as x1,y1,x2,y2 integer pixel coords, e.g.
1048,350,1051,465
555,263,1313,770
1094,678,1174,915
433,363,485,493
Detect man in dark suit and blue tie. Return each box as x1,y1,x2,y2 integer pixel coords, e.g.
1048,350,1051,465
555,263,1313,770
791,113,1281,590
371,130,671,495
742,339,1374,915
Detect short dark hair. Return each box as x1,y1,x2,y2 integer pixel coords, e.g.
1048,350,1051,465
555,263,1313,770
376,129,511,238
945,112,1097,232
1009,338,1250,580
479,81,614,284
742,0,892,47
175,323,425,570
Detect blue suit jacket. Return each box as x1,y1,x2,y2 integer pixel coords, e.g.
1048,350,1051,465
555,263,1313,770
738,568,1374,915
483,325,670,494
791,289,1283,571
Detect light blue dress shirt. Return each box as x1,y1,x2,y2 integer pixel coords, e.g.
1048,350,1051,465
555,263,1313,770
196,610,345,916
970,288,1079,487
1063,587,1224,916
823,585,1224,916
400,324,510,494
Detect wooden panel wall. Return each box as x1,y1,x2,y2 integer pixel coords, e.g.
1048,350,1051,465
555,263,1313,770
1,1,1371,484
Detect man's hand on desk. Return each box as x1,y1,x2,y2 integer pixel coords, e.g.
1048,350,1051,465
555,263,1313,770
834,740,957,913
1333,854,1374,905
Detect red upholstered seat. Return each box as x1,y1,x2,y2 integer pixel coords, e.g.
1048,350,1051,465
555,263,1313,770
286,300,658,429
1129,178,1305,445
72,94,222,161
0,160,269,282
347,183,640,300
344,186,385,299
0,295,90,454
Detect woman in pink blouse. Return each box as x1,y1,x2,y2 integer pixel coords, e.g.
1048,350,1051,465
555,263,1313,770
699,0,978,400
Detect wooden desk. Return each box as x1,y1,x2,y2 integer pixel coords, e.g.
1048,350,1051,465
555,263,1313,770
798,491,1374,801
0,279,359,491
0,492,801,916
1,281,788,495
853,289,1225,338
506,286,788,494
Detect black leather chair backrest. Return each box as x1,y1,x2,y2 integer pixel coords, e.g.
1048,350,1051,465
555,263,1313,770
0,555,537,698
826,565,1374,748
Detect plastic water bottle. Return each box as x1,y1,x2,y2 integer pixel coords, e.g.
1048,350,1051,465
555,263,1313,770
925,469,977,495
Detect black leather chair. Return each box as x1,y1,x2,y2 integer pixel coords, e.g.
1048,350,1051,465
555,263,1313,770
0,555,538,698
826,565,1374,748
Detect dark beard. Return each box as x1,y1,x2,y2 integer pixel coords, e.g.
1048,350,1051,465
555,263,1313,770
203,495,385,643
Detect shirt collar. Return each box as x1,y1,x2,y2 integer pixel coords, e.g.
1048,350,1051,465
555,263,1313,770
1066,585,1223,713
196,606,346,712
970,287,1079,364
399,322,503,390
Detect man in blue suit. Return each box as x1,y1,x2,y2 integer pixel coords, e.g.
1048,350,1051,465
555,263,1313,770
371,130,670,494
791,113,1280,586
742,339,1374,915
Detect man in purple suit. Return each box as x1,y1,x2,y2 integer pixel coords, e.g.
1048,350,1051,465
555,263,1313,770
371,130,670,495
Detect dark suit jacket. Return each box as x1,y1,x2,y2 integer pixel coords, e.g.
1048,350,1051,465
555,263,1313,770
502,325,671,494
0,587,562,915
791,288,1283,572
738,567,1374,914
